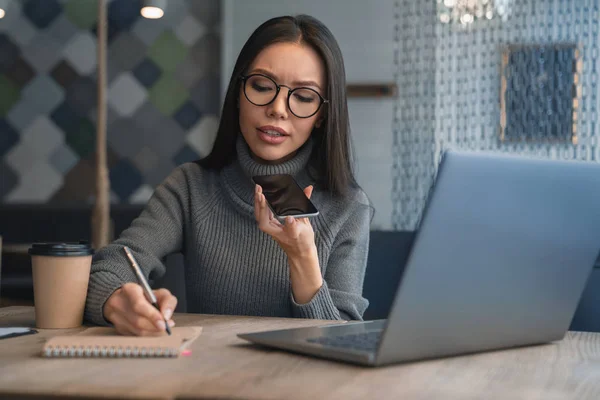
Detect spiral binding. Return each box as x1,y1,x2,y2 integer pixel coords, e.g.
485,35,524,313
43,345,178,358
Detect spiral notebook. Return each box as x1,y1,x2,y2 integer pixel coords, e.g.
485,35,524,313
42,326,202,358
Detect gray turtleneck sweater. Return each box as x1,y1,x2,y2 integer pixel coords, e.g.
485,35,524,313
84,138,372,325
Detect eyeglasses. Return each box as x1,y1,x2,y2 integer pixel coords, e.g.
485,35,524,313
240,73,328,118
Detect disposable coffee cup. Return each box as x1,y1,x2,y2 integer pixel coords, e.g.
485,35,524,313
28,242,94,329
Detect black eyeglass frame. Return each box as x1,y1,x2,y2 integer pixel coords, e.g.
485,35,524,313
240,73,329,119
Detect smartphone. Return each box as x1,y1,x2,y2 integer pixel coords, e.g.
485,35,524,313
252,174,319,222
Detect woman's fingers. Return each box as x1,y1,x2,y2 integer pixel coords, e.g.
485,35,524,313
154,288,177,321
282,216,301,239
254,184,261,221
103,283,177,336
122,284,167,333
304,185,313,199
257,193,281,235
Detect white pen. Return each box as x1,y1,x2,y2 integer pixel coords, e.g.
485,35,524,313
123,246,171,335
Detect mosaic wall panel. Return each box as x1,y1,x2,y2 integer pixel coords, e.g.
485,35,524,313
393,0,599,230
0,0,221,204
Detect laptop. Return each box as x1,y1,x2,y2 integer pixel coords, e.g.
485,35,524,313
238,150,600,367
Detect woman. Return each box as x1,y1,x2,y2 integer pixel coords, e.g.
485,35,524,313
84,14,373,336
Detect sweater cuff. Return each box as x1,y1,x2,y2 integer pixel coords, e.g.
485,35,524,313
84,271,127,326
290,281,341,320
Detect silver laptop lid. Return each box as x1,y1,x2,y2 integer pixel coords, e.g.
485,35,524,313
376,150,600,365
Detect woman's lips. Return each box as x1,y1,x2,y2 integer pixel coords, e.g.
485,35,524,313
259,125,289,136
257,126,288,144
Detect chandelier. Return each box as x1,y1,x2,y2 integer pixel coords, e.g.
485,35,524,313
437,0,512,28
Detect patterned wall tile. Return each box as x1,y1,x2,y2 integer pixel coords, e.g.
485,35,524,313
0,1,22,34
132,146,159,174
46,13,79,44
148,74,189,116
5,56,35,88
0,160,19,198
174,15,206,46
173,101,202,130
108,73,147,117
109,159,143,200
63,32,97,75
5,162,63,202
20,116,65,159
141,155,175,188
5,140,37,176
50,101,81,135
188,0,221,29
107,117,145,159
187,33,220,77
23,0,63,29
175,54,205,90
0,119,19,157
22,34,63,73
129,184,154,204
186,115,219,158
148,31,188,73
65,77,97,116
146,117,187,159
132,58,161,88
49,143,79,175
49,157,95,203
108,32,146,71
156,0,188,28
6,100,39,132
190,76,221,115
107,0,141,31
132,101,164,134
7,15,37,47
1,0,222,204
109,190,121,204
22,75,65,115
0,34,20,72
64,118,96,159
105,59,121,85
0,75,20,116
50,60,80,89
173,144,200,166
65,0,98,30
131,17,166,46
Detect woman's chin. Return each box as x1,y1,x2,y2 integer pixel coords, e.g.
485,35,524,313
250,147,294,165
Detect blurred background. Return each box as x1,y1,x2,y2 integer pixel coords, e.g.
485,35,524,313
0,0,220,207
1,0,599,326
1,0,598,230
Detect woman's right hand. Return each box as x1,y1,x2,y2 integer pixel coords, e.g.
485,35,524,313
102,283,177,336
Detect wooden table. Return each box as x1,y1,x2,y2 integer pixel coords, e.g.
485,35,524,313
1,307,600,399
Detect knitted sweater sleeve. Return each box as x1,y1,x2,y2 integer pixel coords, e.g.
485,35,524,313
84,166,190,326
290,193,371,321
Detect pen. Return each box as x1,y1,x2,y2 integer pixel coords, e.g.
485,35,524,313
123,246,171,335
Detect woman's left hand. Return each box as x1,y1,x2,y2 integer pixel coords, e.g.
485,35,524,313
254,184,316,258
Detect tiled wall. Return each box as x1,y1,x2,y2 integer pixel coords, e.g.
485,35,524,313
393,0,600,229
0,0,221,204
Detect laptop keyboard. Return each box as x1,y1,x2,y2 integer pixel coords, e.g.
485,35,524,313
306,330,382,352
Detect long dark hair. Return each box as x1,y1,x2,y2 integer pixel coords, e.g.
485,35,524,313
198,15,357,196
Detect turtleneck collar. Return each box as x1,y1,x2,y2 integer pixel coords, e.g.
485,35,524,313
220,135,314,214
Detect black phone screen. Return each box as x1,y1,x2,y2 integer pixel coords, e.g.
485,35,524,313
252,174,318,217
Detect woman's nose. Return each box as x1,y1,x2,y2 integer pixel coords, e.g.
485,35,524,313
267,88,290,119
